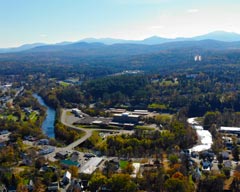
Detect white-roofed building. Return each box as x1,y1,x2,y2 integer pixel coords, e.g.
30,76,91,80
80,157,103,175
131,163,140,178
62,171,71,184
220,126,240,135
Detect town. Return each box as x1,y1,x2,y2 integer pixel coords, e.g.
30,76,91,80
1,74,240,192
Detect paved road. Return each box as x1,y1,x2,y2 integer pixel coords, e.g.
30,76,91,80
61,109,93,150
44,109,133,161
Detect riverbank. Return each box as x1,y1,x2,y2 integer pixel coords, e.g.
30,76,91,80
33,94,56,138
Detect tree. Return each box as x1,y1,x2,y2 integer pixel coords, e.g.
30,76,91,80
123,162,134,174
198,174,225,192
203,111,220,130
89,171,107,191
168,154,179,166
17,183,28,192
164,172,193,192
69,166,79,178
164,178,187,192
33,178,46,192
232,145,239,162
232,165,240,191
108,174,137,192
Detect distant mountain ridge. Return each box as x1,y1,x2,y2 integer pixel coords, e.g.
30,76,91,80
80,31,240,45
1,31,240,53
0,43,46,53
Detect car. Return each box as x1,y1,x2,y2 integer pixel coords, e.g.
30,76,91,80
84,153,96,158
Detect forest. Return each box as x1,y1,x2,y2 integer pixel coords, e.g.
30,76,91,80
35,68,240,119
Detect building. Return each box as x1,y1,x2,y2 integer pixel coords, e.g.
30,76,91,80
39,147,54,155
220,127,240,135
112,113,139,125
62,171,71,185
37,139,49,145
56,151,68,159
60,160,80,168
194,55,202,61
202,161,212,171
132,110,149,116
47,182,59,192
108,108,127,114
0,185,7,192
221,151,229,160
72,108,82,117
80,157,103,174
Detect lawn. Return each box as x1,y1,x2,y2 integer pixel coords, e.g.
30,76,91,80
119,160,128,169
7,114,18,121
134,126,155,130
159,79,179,86
29,111,38,122
59,81,70,87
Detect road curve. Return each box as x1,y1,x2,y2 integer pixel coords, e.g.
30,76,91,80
44,109,133,161
60,109,93,150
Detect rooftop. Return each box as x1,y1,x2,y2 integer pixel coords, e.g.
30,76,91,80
80,157,103,174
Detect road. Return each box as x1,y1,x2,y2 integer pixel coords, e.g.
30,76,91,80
44,109,133,161
61,109,93,150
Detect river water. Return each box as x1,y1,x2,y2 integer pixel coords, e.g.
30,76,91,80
33,94,56,138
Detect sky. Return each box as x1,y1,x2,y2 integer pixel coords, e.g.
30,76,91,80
1,0,240,47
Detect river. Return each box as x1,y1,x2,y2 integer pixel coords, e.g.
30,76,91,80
33,94,56,138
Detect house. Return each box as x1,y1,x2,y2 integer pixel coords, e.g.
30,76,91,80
221,151,229,160
47,182,59,192
224,160,232,169
39,147,54,155
199,150,215,161
28,180,34,192
56,151,68,159
70,153,79,162
0,130,9,135
202,161,211,171
192,167,201,181
24,135,37,141
67,179,83,192
0,184,7,192
62,171,72,185
108,158,120,170
84,153,96,159
0,141,6,148
38,139,49,145
99,186,112,192
223,136,233,150
7,186,17,192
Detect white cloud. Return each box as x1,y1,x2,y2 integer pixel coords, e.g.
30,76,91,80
187,9,199,13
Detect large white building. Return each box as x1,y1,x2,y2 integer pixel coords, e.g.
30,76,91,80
80,157,103,175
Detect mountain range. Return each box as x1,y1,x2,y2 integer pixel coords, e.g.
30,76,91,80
1,31,240,53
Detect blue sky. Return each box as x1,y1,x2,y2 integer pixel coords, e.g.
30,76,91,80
1,0,240,47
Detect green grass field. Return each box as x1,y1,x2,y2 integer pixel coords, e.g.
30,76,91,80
119,160,128,169
29,111,38,122
159,79,179,86
7,114,18,121
59,81,70,87
134,126,155,130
